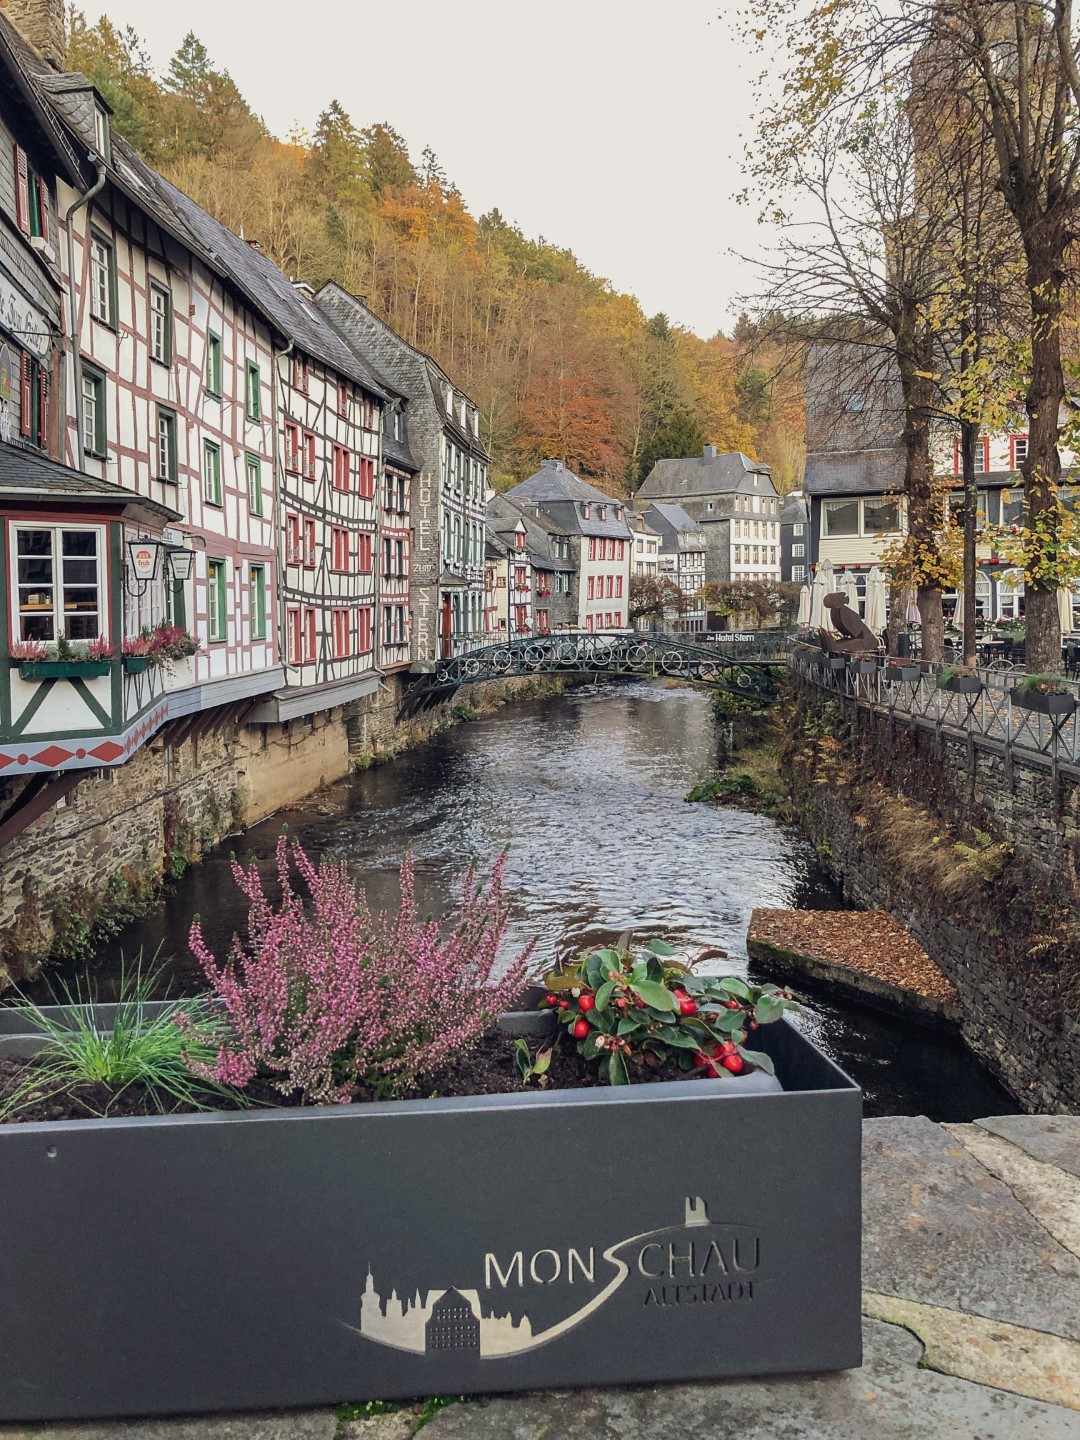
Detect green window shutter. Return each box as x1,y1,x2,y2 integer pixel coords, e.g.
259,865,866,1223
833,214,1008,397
207,333,222,396
163,290,173,365
250,564,266,639
208,560,227,641
246,361,261,420
246,455,262,515
107,242,118,328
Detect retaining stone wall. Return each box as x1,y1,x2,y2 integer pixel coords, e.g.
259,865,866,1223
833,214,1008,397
787,680,1080,1112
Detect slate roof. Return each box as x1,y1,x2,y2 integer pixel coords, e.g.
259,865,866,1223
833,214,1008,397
644,502,703,535
508,460,617,506
150,179,394,400
804,449,906,497
505,462,632,540
0,17,85,183
0,442,179,523
383,434,419,473
317,283,489,459
779,493,809,525
637,450,774,501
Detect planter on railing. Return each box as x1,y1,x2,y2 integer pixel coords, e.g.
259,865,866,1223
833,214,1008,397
852,659,879,675
15,659,111,680
827,656,847,673
1010,687,1077,717
881,666,922,685
941,676,983,696
0,1002,862,1422
122,656,154,675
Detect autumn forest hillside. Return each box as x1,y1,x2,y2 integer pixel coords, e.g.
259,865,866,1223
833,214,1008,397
68,13,804,493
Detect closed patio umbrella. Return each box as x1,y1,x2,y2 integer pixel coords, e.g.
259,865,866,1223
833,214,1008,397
905,592,921,626
1058,587,1074,637
839,570,860,612
951,588,964,631
797,583,811,627
810,561,833,631
864,567,887,636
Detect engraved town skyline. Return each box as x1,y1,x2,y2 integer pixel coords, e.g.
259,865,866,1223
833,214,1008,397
357,1196,746,1359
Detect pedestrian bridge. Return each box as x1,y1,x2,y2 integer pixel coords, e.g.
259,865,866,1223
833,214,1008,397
400,631,789,716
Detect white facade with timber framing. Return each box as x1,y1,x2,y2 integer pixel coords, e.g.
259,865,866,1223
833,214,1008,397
277,329,382,697
315,282,488,665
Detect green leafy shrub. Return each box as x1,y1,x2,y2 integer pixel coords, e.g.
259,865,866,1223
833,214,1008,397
540,935,800,1085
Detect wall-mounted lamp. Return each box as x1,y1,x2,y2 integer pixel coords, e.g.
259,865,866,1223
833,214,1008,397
167,546,195,582
125,536,164,596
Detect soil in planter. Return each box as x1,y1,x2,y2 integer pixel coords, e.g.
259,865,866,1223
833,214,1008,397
0,1030,735,1125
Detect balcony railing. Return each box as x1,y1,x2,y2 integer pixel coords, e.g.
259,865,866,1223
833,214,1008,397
791,642,1080,770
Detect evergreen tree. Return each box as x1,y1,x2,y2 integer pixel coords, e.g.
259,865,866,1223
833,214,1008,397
358,123,417,195
634,408,708,490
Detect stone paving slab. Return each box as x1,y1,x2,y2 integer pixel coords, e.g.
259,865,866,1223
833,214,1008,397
977,1115,1080,1179
947,1122,1080,1260
419,1320,1080,1440
863,1114,1080,1339
863,1291,1080,1411
0,1413,338,1440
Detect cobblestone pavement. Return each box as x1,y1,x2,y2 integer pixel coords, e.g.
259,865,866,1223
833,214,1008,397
3,1116,1078,1440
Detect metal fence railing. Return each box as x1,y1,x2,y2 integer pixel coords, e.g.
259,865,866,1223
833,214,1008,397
790,642,1080,770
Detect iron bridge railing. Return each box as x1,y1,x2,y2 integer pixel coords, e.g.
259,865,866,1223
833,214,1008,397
401,631,790,716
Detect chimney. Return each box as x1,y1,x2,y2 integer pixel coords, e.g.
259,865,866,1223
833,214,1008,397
541,457,561,470
701,444,717,463
1,0,66,70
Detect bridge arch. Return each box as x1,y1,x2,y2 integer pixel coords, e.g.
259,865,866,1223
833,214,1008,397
399,632,787,717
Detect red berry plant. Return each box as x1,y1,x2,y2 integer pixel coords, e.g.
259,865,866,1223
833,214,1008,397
179,838,533,1104
542,935,799,1086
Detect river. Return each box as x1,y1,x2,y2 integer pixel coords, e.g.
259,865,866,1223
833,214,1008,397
75,680,1014,1121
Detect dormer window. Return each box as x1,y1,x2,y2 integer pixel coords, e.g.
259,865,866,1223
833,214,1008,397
93,103,111,164
599,505,607,521
516,530,526,549
582,503,591,519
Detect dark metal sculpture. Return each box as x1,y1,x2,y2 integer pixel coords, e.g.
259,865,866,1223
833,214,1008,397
818,593,880,658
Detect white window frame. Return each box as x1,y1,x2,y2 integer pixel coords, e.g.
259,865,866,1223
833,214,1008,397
149,283,171,363
11,522,108,644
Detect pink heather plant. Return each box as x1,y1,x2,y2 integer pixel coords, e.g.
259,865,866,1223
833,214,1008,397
180,838,533,1105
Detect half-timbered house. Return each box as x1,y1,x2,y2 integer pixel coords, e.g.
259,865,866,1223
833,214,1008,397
315,283,489,664
504,461,632,631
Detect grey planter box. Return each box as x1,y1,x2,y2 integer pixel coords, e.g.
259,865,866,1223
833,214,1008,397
826,656,847,673
0,1007,861,1422
941,676,983,695
852,660,879,675
1010,687,1077,717
881,666,922,684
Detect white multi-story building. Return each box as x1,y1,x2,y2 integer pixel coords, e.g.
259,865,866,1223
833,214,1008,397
627,511,661,576
636,447,782,585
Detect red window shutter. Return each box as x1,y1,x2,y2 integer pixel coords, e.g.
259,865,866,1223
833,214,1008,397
19,352,32,436
14,146,29,234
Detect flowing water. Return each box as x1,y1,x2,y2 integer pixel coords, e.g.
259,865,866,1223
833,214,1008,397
59,680,1015,1121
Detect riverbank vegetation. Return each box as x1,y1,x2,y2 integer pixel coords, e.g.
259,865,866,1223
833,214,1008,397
686,689,794,820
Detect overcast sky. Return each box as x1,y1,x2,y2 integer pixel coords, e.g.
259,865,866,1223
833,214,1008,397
78,0,768,339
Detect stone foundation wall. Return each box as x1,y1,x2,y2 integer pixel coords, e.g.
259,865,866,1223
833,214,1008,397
0,671,578,989
785,681,1080,1113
